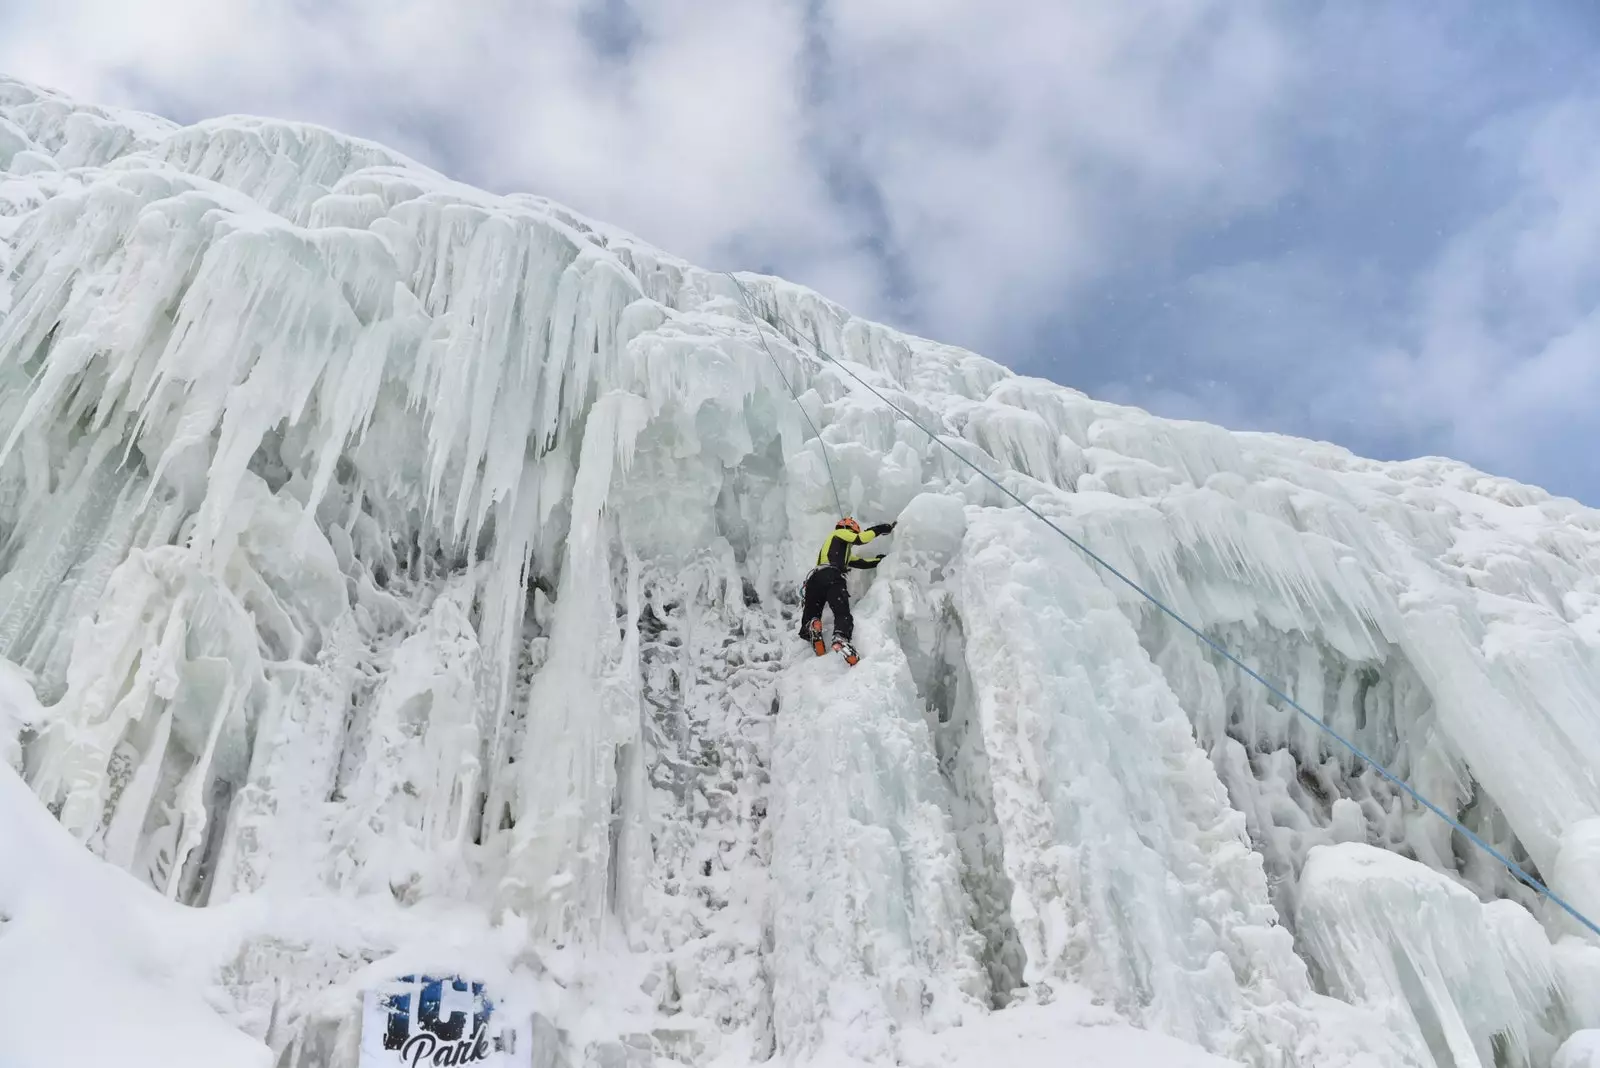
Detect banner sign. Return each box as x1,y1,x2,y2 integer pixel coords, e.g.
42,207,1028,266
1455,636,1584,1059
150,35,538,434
360,974,524,1068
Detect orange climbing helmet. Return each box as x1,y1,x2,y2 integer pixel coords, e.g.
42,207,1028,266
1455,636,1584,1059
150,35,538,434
836,517,861,533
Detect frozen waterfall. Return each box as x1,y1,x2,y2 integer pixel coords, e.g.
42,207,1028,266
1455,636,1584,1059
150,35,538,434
2,72,1600,1068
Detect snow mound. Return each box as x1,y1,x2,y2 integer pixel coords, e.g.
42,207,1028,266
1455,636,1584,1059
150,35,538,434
896,986,1241,1068
3,70,1600,1067
1299,843,1570,1067
1556,1032,1600,1068
0,758,271,1067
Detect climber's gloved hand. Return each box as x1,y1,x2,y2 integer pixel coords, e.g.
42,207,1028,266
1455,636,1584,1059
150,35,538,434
869,522,896,536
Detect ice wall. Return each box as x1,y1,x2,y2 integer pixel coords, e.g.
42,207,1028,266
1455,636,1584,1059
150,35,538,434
2,72,1599,1067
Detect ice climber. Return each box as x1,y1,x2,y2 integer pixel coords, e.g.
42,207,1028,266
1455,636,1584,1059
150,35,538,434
799,516,896,665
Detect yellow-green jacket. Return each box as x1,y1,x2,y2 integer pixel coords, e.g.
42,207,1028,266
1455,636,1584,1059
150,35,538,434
816,522,895,570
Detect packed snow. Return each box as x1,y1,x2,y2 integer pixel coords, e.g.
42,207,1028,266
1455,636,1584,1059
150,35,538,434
2,71,1599,1067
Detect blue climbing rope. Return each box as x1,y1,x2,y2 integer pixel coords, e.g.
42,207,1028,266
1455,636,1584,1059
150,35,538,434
729,276,846,518
725,271,1600,941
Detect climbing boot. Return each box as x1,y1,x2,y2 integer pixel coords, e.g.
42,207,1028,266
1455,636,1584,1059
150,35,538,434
833,638,859,666
807,619,827,657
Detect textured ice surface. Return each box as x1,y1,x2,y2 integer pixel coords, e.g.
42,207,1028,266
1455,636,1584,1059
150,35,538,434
2,71,1600,1067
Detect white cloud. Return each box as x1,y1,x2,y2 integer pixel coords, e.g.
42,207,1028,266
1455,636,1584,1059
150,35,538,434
0,0,1299,347
2,1,1595,500
814,1,1297,346
1106,91,1600,501
1390,95,1600,494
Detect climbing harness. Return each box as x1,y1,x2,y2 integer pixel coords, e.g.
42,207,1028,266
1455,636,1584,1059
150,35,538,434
725,271,1600,941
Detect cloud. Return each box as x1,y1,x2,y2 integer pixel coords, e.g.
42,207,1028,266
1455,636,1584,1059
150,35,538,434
0,0,1300,339
1,1,1596,502
810,1,1298,346
0,1,891,329
1382,95,1600,498
1085,88,1600,503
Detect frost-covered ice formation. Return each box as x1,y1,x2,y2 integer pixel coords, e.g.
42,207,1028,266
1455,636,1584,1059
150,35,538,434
3,71,1600,1068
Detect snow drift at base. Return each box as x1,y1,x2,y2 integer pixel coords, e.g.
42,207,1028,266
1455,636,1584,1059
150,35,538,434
2,72,1600,1068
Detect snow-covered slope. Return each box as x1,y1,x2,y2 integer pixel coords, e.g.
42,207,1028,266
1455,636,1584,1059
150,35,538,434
2,72,1599,1068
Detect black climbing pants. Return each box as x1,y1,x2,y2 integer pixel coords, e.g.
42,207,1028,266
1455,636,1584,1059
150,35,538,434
799,566,852,641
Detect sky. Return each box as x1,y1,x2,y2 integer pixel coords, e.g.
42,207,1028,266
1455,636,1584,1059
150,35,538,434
2,1,1597,504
